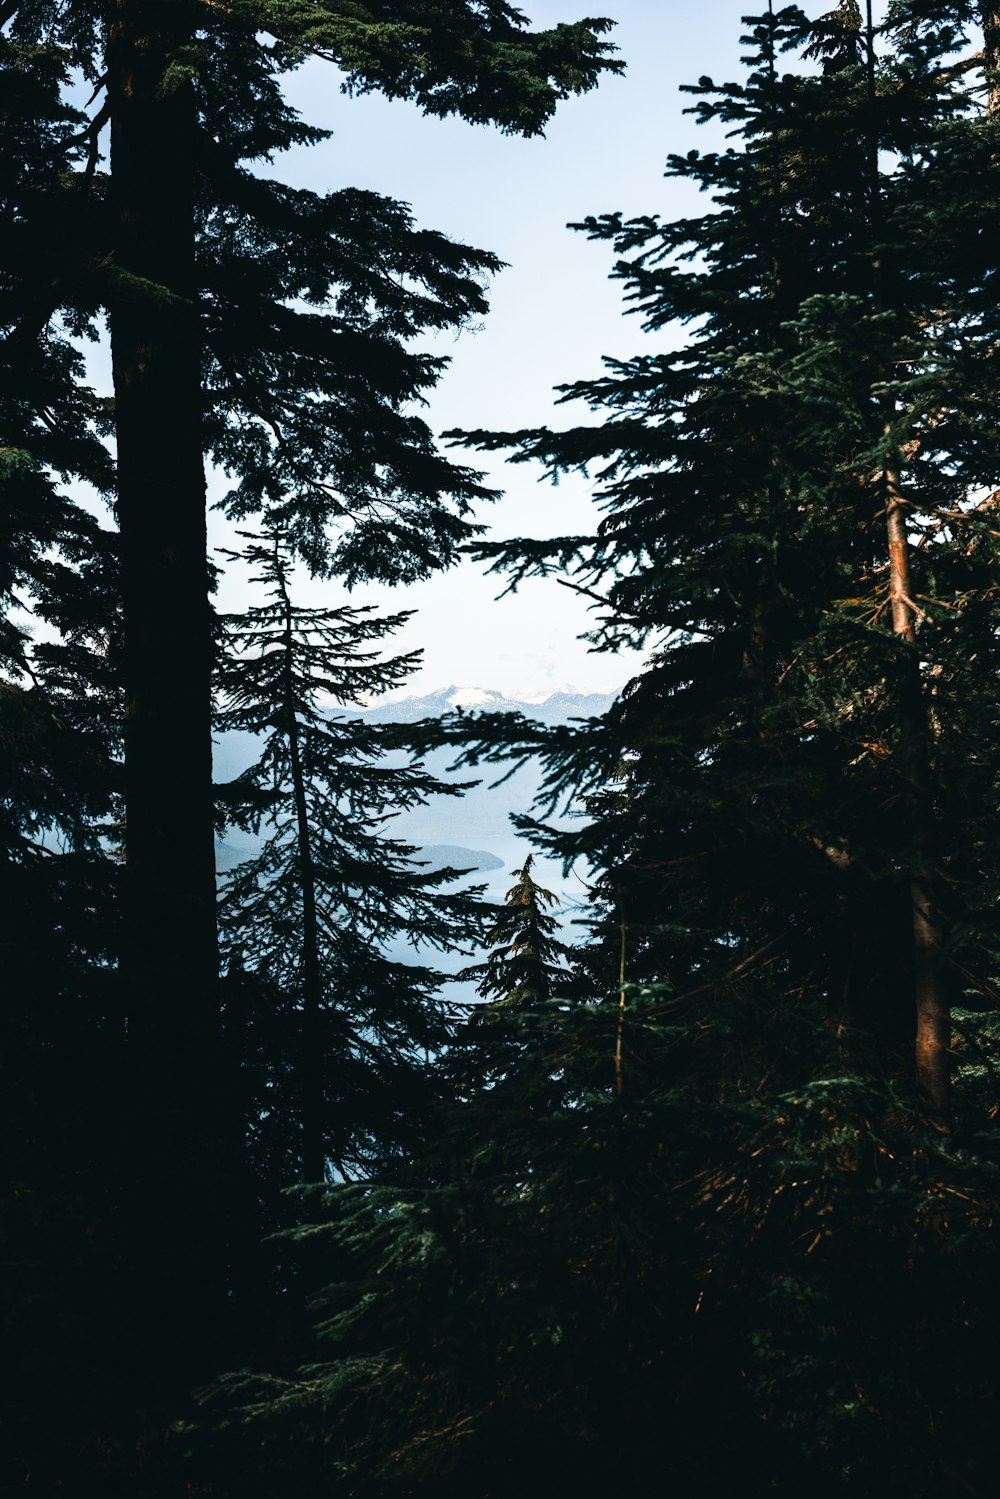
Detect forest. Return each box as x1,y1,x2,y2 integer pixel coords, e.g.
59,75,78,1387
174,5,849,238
4,0,1000,1494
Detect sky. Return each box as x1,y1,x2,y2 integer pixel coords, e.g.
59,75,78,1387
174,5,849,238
209,0,758,700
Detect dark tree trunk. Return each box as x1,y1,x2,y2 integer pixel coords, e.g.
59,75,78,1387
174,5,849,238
107,0,223,1362
982,5,1000,116
280,593,326,1185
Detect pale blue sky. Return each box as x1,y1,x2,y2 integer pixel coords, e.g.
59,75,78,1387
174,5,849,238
211,0,757,698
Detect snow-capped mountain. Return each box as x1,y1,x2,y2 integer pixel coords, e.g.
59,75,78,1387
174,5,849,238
214,687,617,963
352,685,614,926
348,684,616,852
357,684,615,725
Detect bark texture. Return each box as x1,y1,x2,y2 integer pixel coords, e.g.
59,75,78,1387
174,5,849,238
108,0,224,1358
109,0,217,1053
865,3,949,1113
884,451,950,1113
982,5,1000,116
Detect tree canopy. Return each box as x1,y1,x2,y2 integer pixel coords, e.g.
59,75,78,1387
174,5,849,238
6,3,1000,1497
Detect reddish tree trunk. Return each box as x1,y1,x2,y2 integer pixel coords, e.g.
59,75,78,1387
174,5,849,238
884,452,949,1113
865,6,949,1113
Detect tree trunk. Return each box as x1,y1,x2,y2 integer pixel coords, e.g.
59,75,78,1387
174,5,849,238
107,0,223,1357
981,5,1000,116
865,3,949,1113
884,450,950,1113
281,595,326,1184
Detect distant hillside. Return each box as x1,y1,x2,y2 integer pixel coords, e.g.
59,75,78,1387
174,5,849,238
348,686,615,877
213,686,618,963
416,844,504,874
214,685,615,786
214,688,617,850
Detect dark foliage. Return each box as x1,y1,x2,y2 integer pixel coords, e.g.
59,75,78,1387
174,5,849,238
215,528,491,1196
202,7,1000,1497
1,0,617,1492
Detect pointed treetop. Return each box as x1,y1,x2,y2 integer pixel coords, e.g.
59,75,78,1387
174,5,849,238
461,854,575,1007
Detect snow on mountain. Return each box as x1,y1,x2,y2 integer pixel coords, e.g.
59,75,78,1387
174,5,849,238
213,686,617,971
350,686,615,930
358,684,615,725
447,686,505,709
215,686,618,861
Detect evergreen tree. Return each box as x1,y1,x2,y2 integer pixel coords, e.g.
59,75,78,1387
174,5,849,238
1,37,131,1492
201,855,732,1499
2,2,620,1487
459,855,573,1007
458,0,1000,1108
209,9,1000,1495
447,2,1000,1483
1,0,622,1072
215,528,490,1192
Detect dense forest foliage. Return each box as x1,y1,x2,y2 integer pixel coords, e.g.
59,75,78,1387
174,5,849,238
4,1,1000,1495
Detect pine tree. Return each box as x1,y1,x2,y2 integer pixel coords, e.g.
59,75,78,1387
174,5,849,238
459,855,574,1007
2,0,623,1066
215,528,490,1194
200,850,733,1499
0,37,143,1491
449,2,1000,1483
457,0,1000,1107
2,2,621,1486
210,8,1000,1494
3,0,620,1243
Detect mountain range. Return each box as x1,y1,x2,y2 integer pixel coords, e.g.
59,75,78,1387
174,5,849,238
214,686,617,968
359,684,617,725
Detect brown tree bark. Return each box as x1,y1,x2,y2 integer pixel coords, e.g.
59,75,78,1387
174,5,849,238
883,451,950,1113
107,0,224,1354
864,2,950,1113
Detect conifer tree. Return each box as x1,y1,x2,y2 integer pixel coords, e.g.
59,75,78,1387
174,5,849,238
2,1,621,1483
446,0,1000,1479
2,0,622,1069
457,0,1000,1109
4,0,619,1327
215,528,490,1192
209,9,1000,1494
201,853,721,1499
0,47,135,1488
459,855,573,1007
0,28,122,1167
